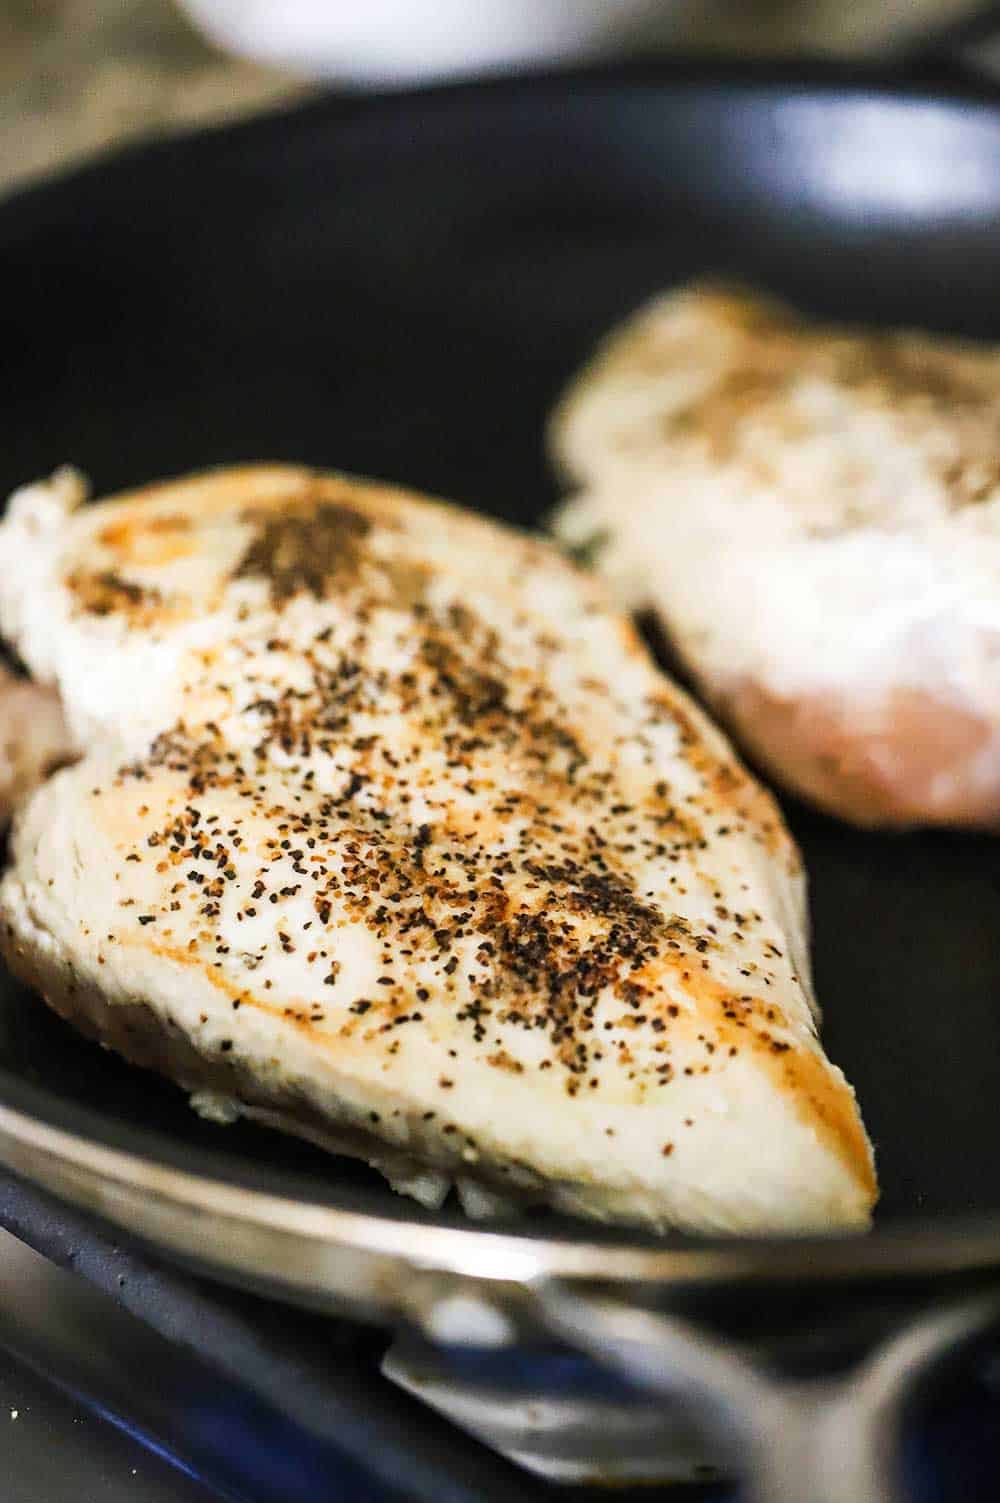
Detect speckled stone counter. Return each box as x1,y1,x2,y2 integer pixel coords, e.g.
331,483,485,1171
0,0,303,197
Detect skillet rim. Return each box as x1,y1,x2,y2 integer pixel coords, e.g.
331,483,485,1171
5,1092,1000,1295
2,52,1000,225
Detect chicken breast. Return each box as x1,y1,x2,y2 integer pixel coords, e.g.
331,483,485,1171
0,464,876,1233
551,283,1000,828
0,664,74,824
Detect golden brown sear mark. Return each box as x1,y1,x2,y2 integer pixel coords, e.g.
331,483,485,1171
99,513,193,548
95,512,196,571
68,569,163,619
661,962,876,1199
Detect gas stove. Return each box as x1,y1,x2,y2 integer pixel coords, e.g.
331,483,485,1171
2,1170,999,1503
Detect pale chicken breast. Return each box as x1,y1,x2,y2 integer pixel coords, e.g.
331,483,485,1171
551,283,1000,828
0,464,876,1233
0,663,74,824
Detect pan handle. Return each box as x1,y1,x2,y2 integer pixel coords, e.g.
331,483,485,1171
532,1282,1000,1503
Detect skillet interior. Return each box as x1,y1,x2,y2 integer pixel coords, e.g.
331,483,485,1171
2,64,1000,1251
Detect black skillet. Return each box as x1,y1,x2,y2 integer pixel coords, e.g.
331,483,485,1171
3,61,1000,1500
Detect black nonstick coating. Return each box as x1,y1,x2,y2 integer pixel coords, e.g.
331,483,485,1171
1,63,999,1242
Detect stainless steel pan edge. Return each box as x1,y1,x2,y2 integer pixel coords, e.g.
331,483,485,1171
3,1098,1000,1321
5,1099,1000,1503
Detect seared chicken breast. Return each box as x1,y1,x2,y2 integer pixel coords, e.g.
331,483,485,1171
0,464,875,1233
551,283,1000,828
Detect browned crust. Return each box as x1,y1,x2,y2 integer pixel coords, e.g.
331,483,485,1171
0,918,549,1207
135,932,873,1210
1,911,875,1218
644,954,877,1203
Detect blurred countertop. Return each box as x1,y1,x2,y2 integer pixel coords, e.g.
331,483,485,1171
0,0,304,198
0,0,992,199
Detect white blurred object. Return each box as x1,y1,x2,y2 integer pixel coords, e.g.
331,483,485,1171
176,0,687,86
